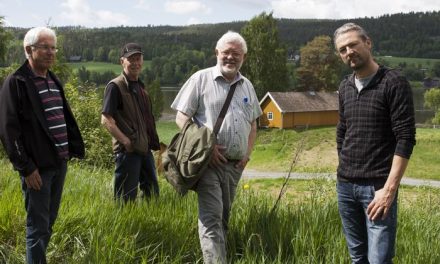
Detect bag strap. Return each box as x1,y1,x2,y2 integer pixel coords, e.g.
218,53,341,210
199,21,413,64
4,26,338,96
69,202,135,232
213,81,239,135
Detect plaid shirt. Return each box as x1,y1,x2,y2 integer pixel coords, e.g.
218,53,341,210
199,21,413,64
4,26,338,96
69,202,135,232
337,66,416,180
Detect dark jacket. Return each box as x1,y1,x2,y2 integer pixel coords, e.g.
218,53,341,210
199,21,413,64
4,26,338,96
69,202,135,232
0,61,85,177
336,66,416,181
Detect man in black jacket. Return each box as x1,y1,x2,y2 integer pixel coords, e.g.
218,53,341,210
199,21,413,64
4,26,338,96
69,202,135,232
334,23,416,263
0,27,84,264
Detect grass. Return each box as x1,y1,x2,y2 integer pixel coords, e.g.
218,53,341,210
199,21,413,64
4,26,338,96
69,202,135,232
249,127,440,181
377,56,440,70
1,159,439,263
66,61,151,74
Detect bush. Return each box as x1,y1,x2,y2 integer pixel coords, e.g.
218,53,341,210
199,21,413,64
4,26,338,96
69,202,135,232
64,77,113,168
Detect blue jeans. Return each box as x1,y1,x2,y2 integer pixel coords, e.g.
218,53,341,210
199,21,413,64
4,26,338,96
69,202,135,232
114,151,159,202
337,180,398,264
21,161,67,264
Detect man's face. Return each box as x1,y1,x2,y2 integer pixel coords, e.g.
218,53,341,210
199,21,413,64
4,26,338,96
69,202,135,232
27,34,57,71
335,31,372,71
216,42,245,80
121,53,143,79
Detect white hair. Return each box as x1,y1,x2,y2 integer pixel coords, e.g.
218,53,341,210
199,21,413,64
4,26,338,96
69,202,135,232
23,27,57,59
216,31,247,54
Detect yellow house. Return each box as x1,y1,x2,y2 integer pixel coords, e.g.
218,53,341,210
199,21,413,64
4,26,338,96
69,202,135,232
259,91,339,128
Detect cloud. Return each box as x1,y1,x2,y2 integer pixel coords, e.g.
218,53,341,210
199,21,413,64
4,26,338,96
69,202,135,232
164,0,211,15
135,0,150,11
60,0,129,27
271,0,440,19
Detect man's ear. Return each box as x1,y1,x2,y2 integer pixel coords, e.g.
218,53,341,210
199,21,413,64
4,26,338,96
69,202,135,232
215,49,219,56
120,57,124,65
25,46,32,57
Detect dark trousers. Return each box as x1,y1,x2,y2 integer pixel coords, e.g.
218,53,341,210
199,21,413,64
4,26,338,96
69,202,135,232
21,161,67,264
114,151,159,202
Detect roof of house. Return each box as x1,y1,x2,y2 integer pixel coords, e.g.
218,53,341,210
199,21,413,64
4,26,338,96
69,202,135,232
260,91,339,113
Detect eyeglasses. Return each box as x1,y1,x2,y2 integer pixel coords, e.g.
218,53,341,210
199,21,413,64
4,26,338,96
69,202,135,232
31,45,58,53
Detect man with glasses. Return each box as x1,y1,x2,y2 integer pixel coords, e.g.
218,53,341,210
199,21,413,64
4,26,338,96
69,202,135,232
101,43,160,202
0,26,85,263
171,31,262,264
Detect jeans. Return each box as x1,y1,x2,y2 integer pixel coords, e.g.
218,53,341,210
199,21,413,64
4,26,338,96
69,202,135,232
114,151,159,202
196,161,243,264
337,180,398,264
21,161,67,264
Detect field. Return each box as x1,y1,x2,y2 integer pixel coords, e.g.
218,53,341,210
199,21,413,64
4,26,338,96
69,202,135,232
377,56,440,70
0,159,439,263
67,61,151,73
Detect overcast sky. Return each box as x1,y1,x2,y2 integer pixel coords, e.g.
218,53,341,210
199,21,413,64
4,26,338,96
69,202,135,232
1,0,438,28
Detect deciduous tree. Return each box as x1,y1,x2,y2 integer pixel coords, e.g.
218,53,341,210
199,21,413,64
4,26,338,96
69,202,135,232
241,12,288,99
296,35,342,91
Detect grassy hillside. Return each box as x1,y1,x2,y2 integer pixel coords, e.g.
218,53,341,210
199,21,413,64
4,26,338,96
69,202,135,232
67,61,151,73
377,56,440,70
0,160,439,263
248,127,440,181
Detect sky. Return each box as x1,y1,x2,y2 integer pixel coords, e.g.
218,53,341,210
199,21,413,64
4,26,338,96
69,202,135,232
0,0,438,28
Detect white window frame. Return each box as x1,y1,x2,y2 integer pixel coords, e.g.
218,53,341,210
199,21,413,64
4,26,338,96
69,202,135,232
267,112,273,120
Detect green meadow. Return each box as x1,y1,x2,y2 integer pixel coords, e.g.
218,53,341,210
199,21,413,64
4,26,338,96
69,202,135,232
1,159,439,263
67,61,151,73
377,56,440,70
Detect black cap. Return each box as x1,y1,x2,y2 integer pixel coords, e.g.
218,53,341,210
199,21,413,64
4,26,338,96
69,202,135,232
120,43,143,58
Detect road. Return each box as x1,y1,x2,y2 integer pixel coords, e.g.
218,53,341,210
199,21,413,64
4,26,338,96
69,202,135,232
242,169,440,188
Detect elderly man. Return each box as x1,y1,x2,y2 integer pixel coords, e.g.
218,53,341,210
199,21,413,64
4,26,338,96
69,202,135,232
171,31,262,264
0,27,85,264
101,43,160,202
334,22,416,263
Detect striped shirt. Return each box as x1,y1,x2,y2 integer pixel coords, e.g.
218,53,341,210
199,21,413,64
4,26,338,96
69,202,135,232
31,73,69,159
171,65,262,160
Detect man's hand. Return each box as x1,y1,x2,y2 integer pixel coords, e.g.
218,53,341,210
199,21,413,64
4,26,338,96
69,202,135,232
235,156,250,170
25,169,42,191
210,144,227,168
122,138,134,152
366,187,397,221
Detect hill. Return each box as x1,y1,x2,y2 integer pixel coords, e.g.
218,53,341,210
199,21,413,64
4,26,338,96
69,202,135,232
3,11,440,66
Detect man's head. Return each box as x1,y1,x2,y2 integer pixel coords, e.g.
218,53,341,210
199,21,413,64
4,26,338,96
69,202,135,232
23,27,57,72
215,31,247,81
334,23,373,72
120,43,144,80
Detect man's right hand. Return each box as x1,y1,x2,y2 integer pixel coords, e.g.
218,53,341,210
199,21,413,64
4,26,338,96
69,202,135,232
25,169,42,190
210,144,227,168
123,138,134,152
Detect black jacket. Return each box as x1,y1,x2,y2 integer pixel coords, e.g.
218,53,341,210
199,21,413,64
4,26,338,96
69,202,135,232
0,61,85,176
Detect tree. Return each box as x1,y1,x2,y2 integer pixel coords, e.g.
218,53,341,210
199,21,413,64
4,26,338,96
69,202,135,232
296,35,342,92
241,12,288,99
424,88,440,124
432,62,440,77
0,16,12,66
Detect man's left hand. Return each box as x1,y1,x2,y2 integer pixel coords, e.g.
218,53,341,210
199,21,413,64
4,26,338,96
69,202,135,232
366,187,396,221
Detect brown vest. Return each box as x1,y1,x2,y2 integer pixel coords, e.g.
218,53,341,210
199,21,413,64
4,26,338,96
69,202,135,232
106,74,149,154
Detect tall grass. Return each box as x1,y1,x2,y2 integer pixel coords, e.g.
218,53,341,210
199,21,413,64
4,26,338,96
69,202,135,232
1,159,439,263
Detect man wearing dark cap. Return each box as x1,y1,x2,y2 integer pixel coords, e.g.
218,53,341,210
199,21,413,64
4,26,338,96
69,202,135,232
101,43,160,202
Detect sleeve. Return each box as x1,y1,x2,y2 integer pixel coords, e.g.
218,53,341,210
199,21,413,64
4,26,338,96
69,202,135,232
387,74,416,159
170,76,199,117
0,76,37,176
102,82,121,116
336,83,346,156
249,83,263,121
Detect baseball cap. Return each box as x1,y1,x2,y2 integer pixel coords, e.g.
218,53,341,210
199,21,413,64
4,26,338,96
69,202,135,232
120,43,143,58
